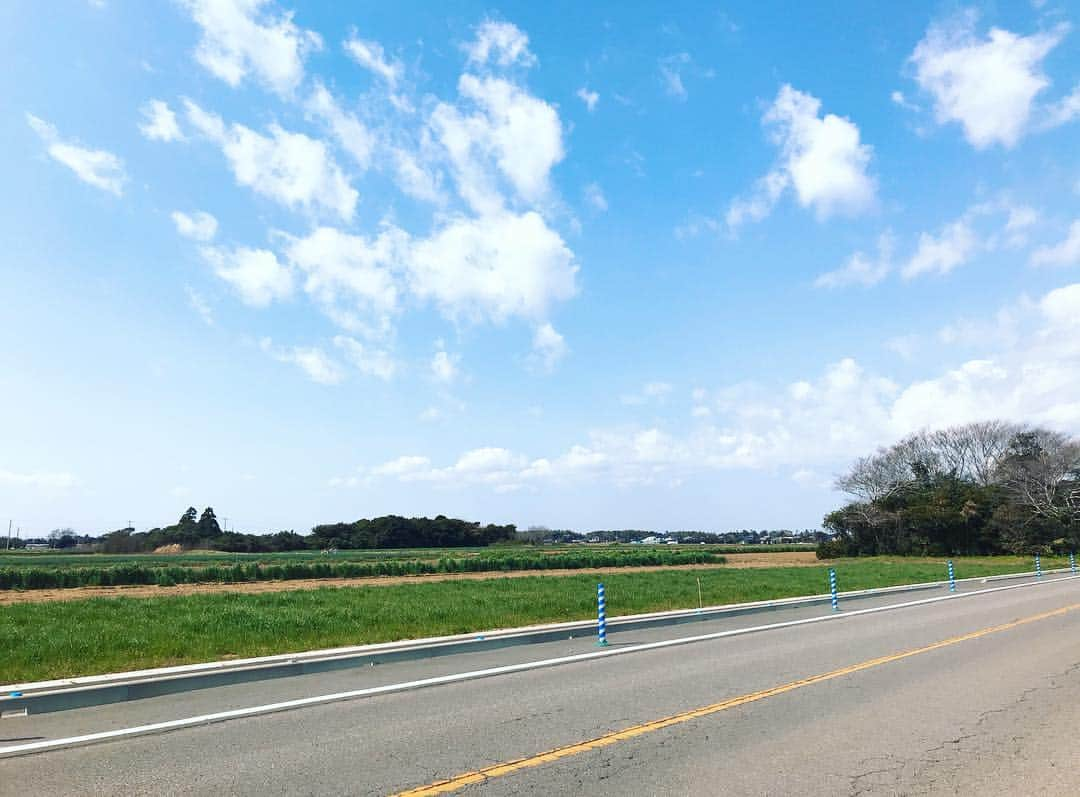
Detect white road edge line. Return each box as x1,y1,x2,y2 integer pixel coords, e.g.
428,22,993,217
2,573,1076,759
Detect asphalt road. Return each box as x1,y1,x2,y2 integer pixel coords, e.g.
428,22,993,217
3,575,1079,795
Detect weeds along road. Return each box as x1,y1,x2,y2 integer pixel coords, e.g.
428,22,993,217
4,576,1080,795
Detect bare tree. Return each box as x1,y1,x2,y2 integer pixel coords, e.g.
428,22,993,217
995,429,1080,522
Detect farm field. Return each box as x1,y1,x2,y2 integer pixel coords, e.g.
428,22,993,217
0,547,726,591
0,542,812,570
0,555,1063,684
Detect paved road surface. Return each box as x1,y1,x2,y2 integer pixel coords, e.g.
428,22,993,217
3,576,1079,795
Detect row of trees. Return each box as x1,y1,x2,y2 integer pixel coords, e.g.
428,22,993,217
97,510,516,553
822,421,1080,557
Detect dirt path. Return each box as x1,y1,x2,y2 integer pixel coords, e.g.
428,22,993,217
0,551,818,605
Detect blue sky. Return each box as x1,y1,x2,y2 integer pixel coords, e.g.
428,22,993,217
3,0,1080,536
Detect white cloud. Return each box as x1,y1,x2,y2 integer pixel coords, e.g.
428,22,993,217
185,100,357,220
261,337,343,385
407,211,578,323
577,87,599,112
333,335,397,380
344,35,402,87
139,100,184,142
200,244,293,306
372,455,432,479
530,323,567,371
583,182,608,212
901,218,977,279
431,74,564,215
186,286,214,325
430,348,460,384
0,469,79,490
360,280,1080,490
464,20,536,68
728,85,875,230
181,0,322,96
282,226,404,324
26,113,126,196
724,171,788,230
306,83,376,170
1041,85,1080,130
389,146,444,204
1030,220,1080,267
909,11,1069,148
659,53,691,100
171,210,218,241
816,232,894,288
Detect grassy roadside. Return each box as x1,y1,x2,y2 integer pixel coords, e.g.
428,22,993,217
0,556,1064,684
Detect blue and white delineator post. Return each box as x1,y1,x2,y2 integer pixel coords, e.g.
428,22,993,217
596,582,608,647
947,559,956,592
828,568,839,612
1035,554,1043,579
1071,552,1077,575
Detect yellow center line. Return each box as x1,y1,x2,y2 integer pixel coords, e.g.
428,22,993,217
393,601,1080,796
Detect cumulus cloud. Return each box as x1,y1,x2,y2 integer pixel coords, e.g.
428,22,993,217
282,225,404,326
171,210,218,241
815,232,894,288
431,73,564,215
909,11,1072,148
260,337,343,384
1030,220,1080,267
200,244,293,306
464,20,536,68
901,218,978,279
530,323,567,372
26,114,126,196
181,0,322,96
306,83,376,170
430,347,460,384
139,100,184,142
728,85,875,230
407,211,578,323
281,213,577,333
185,100,357,220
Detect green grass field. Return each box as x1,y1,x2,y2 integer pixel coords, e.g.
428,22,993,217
0,555,1061,684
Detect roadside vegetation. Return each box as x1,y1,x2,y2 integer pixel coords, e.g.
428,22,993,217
0,555,1062,683
822,421,1080,558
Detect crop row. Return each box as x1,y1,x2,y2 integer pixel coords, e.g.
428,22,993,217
0,551,725,590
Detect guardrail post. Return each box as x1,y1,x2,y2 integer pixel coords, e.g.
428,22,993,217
947,559,956,592
596,583,608,646
1071,552,1077,575
828,568,839,612
1035,554,1042,579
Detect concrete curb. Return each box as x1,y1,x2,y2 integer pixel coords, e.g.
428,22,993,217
1,572,1075,759
0,567,1065,717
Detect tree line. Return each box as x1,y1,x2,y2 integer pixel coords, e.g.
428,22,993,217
822,421,1080,557
96,510,516,553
